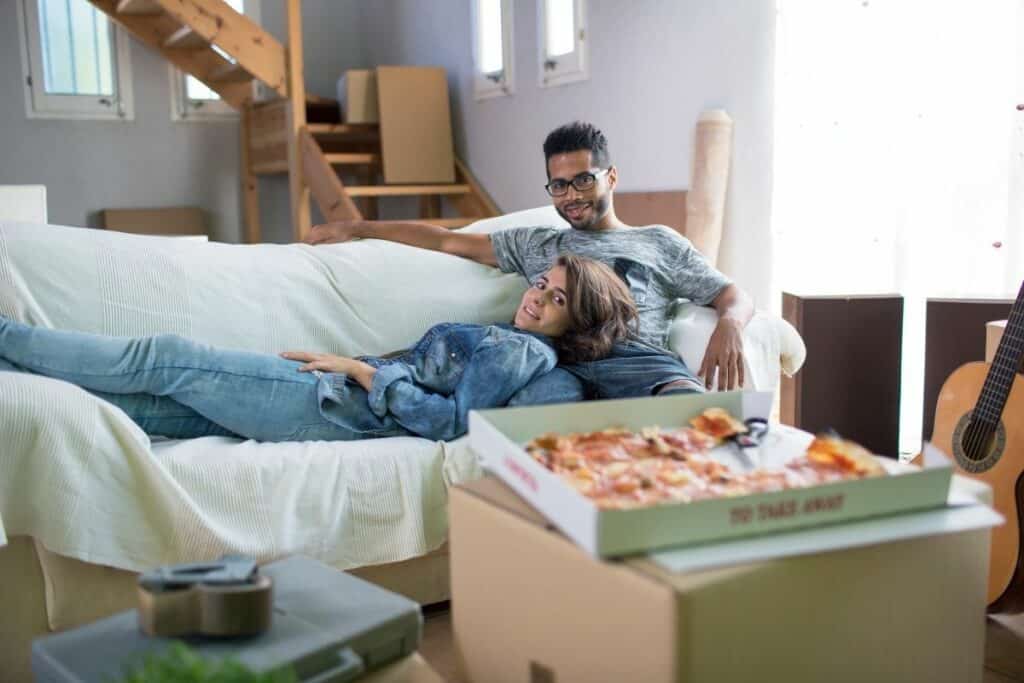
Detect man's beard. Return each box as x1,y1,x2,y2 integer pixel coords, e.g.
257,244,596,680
556,192,612,231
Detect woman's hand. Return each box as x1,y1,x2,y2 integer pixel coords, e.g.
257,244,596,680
281,351,356,373
280,351,377,390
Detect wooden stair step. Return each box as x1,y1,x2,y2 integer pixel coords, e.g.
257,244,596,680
116,0,162,15
346,184,471,198
325,153,380,166
210,62,252,83
308,123,380,141
250,160,289,175
164,26,209,50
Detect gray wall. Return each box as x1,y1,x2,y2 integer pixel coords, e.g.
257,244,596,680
357,0,777,306
0,0,364,244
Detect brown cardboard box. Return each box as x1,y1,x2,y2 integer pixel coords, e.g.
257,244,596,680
987,319,1008,364
102,207,206,237
338,69,379,124
376,66,456,184
451,476,990,683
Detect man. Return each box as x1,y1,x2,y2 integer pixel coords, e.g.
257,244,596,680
305,121,752,401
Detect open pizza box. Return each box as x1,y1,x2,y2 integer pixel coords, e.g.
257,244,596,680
469,391,977,558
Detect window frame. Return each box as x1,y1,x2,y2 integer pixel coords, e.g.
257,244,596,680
471,0,515,101
169,67,238,122
17,0,135,121
169,0,259,122
538,0,588,88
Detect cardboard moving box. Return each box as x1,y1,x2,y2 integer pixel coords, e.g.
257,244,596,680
376,66,456,184
452,476,995,683
338,69,379,124
102,207,206,237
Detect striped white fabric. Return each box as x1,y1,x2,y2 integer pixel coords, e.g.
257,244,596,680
0,217,511,571
0,207,798,572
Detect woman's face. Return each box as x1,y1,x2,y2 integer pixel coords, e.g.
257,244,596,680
513,265,572,337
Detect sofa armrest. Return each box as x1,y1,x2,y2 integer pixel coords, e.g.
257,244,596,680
667,303,806,392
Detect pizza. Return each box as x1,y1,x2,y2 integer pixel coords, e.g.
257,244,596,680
524,409,886,510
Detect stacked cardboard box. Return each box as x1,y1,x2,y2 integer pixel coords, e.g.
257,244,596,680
452,393,998,682
452,476,991,683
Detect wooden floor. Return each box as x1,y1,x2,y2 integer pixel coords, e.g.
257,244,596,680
419,605,1024,683
420,604,465,683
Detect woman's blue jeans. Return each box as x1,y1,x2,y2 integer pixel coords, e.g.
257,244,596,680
0,318,378,442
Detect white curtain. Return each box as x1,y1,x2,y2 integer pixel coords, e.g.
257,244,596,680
772,0,1024,456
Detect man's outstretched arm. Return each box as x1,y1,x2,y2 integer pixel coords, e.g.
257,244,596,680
304,219,497,267
699,284,755,391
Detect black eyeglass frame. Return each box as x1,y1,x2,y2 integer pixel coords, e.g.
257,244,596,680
544,168,611,197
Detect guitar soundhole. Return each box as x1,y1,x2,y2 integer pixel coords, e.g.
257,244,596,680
952,411,1007,473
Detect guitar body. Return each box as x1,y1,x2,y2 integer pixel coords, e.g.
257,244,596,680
933,361,1024,609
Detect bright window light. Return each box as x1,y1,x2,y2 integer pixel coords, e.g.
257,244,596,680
478,0,504,75
472,0,513,99
772,0,1022,457
539,0,586,87
544,0,575,58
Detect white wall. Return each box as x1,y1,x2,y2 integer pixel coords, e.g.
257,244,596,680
356,0,777,306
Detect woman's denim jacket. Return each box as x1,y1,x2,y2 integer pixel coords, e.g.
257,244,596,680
320,322,556,441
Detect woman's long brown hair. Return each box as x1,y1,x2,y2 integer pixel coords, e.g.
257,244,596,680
553,254,638,363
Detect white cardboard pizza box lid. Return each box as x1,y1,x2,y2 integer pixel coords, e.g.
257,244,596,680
470,391,961,558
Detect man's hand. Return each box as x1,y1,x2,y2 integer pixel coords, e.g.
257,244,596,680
304,220,363,245
698,318,745,391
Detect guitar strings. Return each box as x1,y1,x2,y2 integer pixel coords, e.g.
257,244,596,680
967,309,1023,456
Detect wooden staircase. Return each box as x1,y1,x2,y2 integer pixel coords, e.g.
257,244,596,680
86,0,499,242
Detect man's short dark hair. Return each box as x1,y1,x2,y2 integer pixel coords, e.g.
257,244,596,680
543,121,611,170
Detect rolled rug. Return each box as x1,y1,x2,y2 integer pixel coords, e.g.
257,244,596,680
686,109,733,266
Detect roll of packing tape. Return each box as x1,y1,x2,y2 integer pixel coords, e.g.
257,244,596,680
137,574,273,638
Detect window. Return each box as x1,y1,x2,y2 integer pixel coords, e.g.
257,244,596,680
170,0,254,121
18,0,134,120
538,0,586,87
472,0,514,99
772,0,1021,457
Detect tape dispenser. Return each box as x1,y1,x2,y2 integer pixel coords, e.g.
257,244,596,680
137,555,273,638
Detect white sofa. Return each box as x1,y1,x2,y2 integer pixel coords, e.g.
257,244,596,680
0,206,803,681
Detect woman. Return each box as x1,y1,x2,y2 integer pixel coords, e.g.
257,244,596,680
0,255,636,442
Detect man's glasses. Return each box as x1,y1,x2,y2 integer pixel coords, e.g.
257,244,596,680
544,168,610,197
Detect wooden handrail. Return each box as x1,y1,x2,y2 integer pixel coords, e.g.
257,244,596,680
300,128,363,223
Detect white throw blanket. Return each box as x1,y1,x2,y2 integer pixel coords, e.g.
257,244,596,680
0,209,801,572
0,220,512,570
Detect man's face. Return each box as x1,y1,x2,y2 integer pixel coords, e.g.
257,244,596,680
546,150,617,231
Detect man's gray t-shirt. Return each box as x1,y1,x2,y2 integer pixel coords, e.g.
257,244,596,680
490,225,731,348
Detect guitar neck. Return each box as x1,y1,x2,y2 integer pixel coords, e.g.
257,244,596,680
975,280,1024,423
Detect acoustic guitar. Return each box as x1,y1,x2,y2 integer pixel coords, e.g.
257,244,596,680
932,279,1024,611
